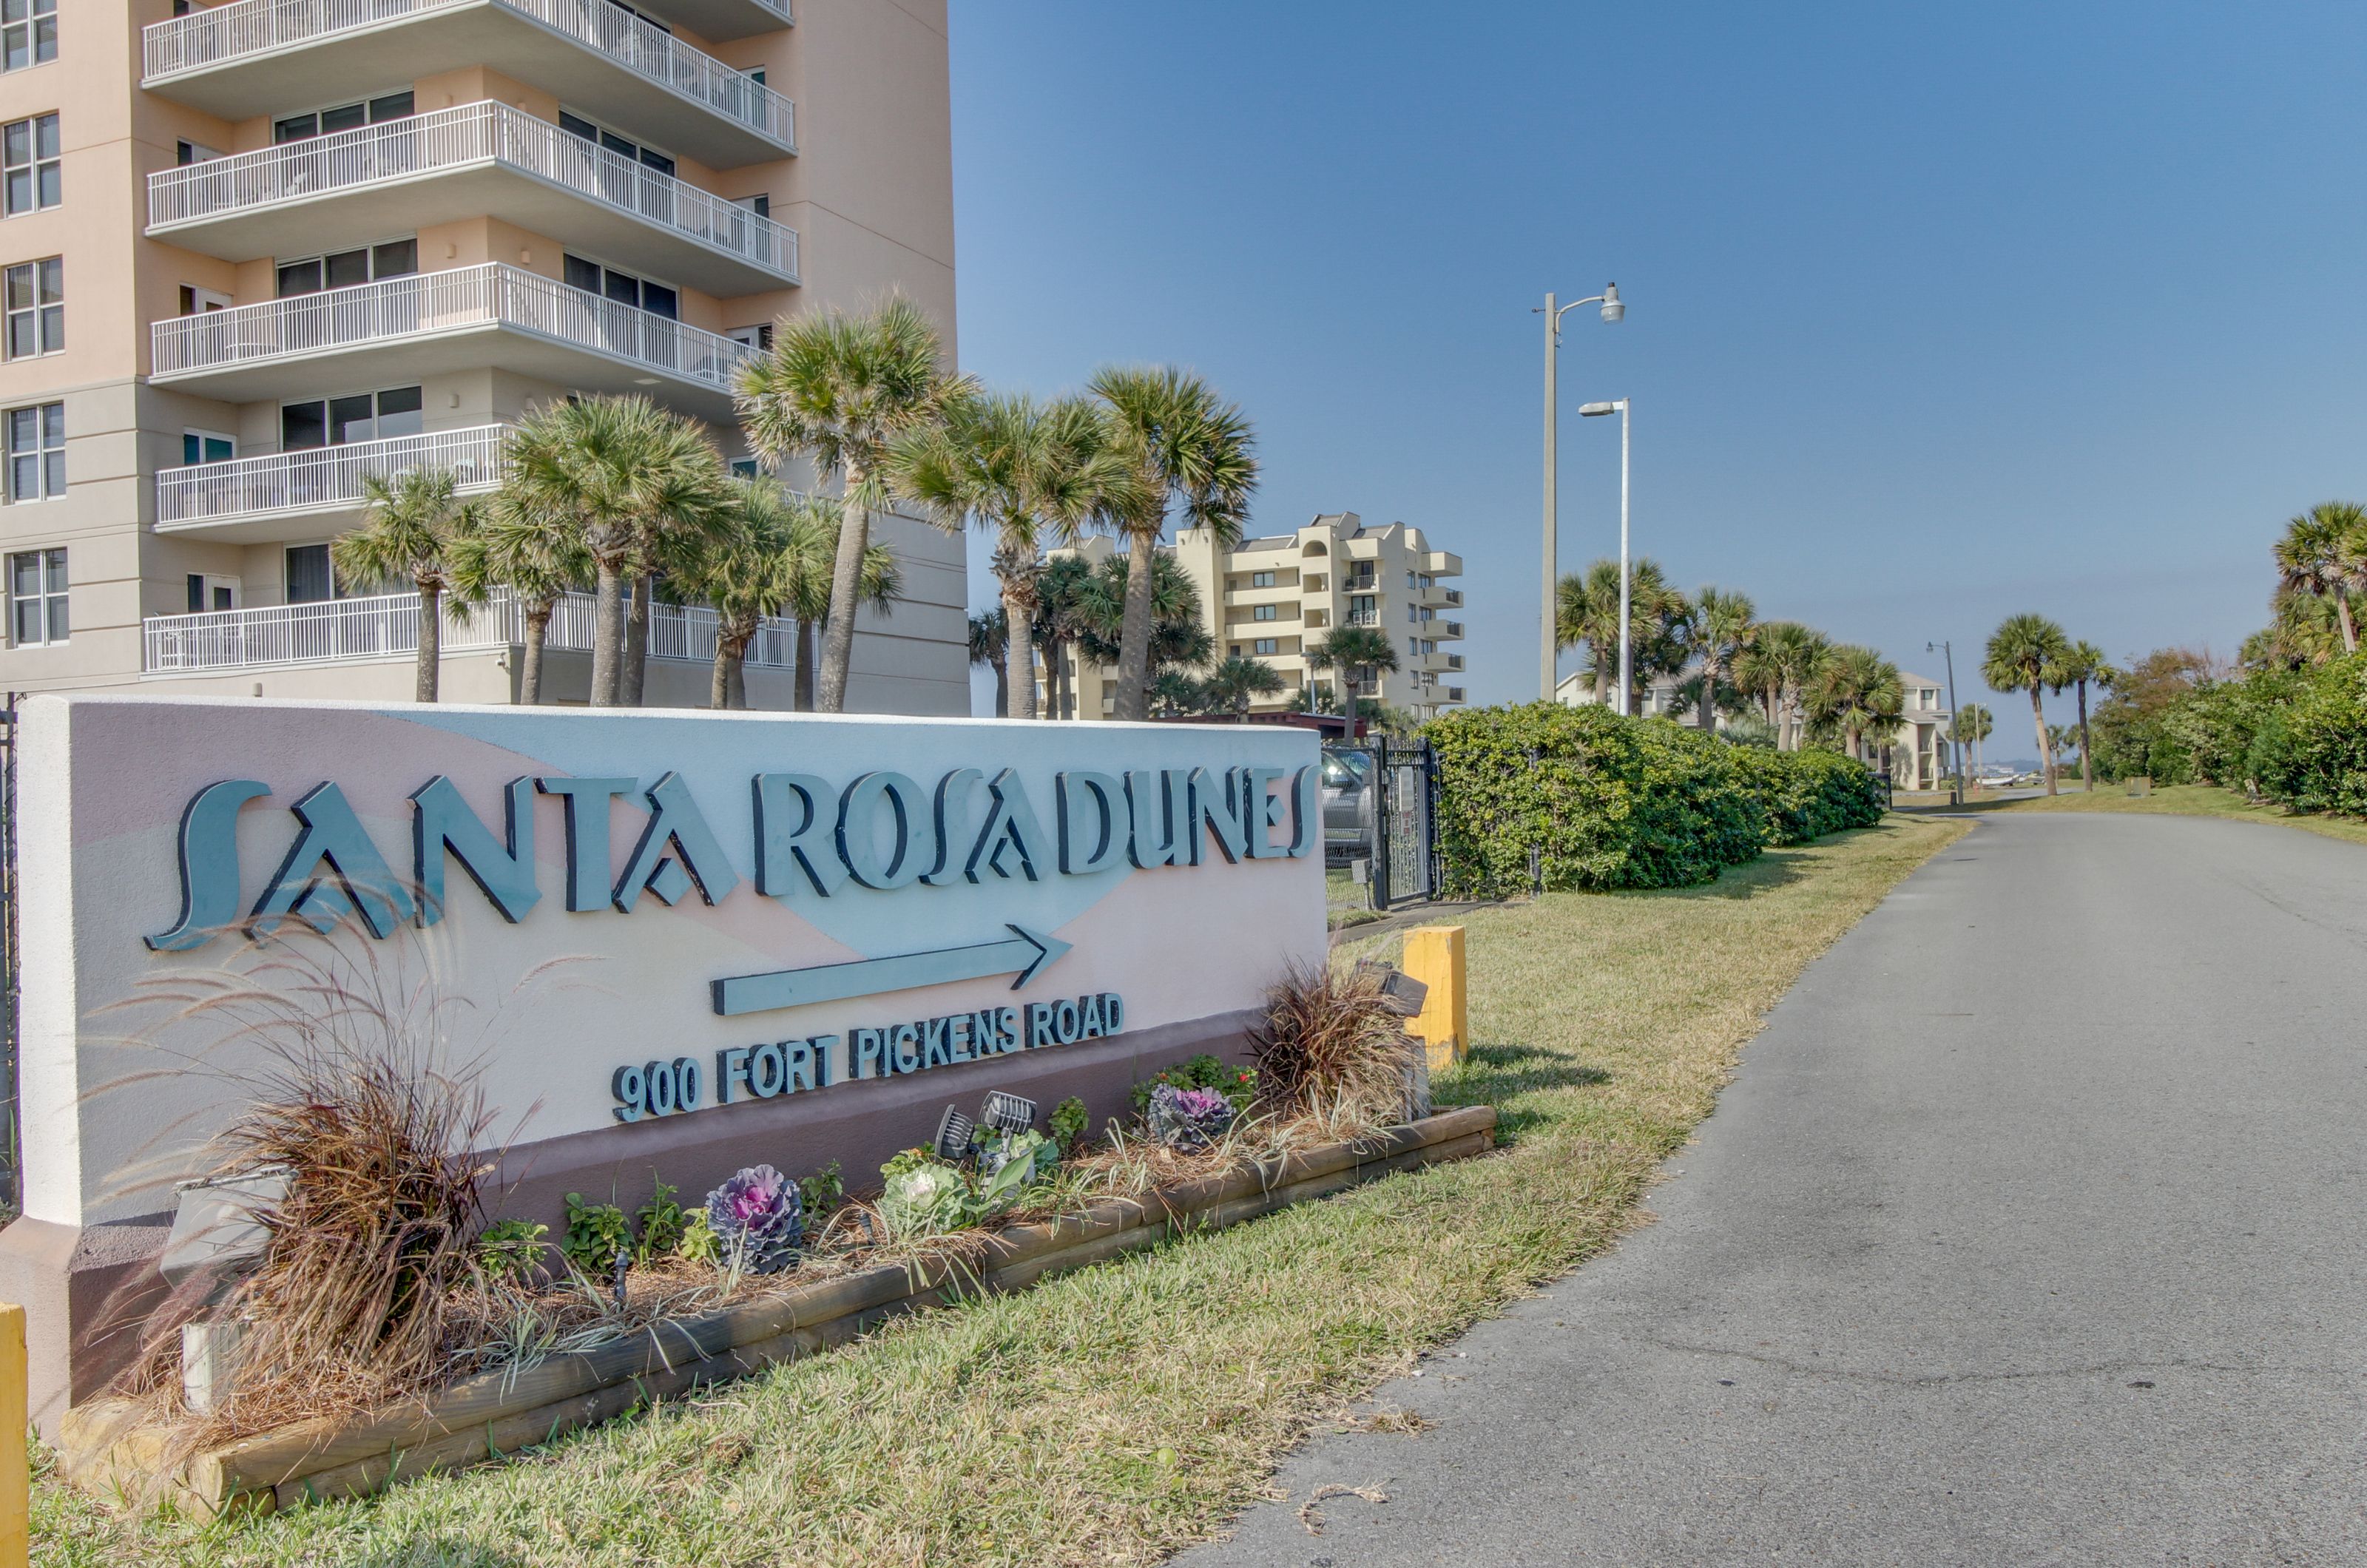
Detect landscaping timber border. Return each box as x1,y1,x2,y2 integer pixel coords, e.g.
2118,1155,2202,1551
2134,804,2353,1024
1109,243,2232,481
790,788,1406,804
64,1105,1497,1517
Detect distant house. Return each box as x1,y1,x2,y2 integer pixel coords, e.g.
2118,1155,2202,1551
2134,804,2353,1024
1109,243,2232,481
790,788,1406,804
1556,664,1956,791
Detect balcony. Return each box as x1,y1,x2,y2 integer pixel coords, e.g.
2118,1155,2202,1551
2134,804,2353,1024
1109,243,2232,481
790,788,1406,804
143,587,793,676
1446,686,1466,703
141,0,795,168
150,105,798,296
1436,619,1465,640
149,264,755,420
1445,652,1464,671
1442,587,1463,607
156,424,508,544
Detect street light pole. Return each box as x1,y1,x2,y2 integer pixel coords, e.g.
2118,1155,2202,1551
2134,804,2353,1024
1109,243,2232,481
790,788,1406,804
1578,397,1632,714
1537,283,1623,702
1929,639,1962,804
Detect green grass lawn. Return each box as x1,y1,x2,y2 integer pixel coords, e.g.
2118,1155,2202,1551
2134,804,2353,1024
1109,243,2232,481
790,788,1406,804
1922,780,2367,848
38,814,1967,1568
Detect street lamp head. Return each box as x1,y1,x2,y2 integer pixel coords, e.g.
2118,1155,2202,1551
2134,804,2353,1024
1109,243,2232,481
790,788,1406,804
1600,283,1624,323
1578,401,1617,417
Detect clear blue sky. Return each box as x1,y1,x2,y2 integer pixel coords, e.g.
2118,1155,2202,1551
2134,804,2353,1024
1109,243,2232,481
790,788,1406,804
945,1,2367,732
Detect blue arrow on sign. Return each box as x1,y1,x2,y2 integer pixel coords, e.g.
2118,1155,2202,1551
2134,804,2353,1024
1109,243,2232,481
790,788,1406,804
710,924,1073,1017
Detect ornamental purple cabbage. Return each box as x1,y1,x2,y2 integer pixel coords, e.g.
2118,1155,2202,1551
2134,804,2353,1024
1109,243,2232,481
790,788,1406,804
1148,1083,1236,1150
704,1163,804,1274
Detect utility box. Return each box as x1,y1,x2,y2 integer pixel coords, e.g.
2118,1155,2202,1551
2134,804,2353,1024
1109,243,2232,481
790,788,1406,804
2129,776,2152,798
1402,925,1469,1072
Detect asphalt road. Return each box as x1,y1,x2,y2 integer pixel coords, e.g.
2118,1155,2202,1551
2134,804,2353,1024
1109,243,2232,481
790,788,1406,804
1178,813,2367,1566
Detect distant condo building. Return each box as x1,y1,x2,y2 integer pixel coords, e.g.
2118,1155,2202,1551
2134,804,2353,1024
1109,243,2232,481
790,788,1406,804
1044,511,1467,722
0,0,968,712
1559,663,1954,789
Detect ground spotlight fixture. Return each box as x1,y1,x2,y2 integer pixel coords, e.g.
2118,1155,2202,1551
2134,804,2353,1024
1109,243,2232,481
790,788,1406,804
979,1090,1037,1138
1600,282,1624,322
932,1104,975,1164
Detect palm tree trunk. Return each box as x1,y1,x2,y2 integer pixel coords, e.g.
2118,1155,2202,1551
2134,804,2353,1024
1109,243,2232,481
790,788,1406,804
622,571,652,708
2077,680,2093,792
590,561,626,707
1343,675,1359,732
2029,681,2056,796
1113,533,1155,723
415,580,442,703
1591,654,1610,706
2340,594,2359,655
1004,580,1037,721
794,620,817,712
521,604,550,704
1045,632,1070,718
817,470,871,714
729,650,749,710
710,636,733,711
1697,658,1718,731
991,657,1009,717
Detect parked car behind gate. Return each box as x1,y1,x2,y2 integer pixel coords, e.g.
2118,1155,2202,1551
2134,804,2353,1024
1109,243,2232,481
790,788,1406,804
1323,748,1374,862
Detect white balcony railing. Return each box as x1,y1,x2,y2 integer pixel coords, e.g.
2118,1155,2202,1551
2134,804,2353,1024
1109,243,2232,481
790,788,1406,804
143,587,795,675
156,425,509,531
151,263,756,391
149,104,798,282
143,0,793,149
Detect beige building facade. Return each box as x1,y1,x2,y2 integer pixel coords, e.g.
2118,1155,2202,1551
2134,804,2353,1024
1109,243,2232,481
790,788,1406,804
1559,663,1955,790
0,0,966,712
1044,512,1468,722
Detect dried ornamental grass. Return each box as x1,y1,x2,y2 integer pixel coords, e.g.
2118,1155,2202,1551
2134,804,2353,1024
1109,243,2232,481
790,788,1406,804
1248,959,1417,1127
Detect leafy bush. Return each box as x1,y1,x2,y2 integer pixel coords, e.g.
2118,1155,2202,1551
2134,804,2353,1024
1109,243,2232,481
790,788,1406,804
633,1180,688,1266
798,1160,845,1218
561,1192,631,1277
1048,1095,1091,1157
472,1219,548,1286
2254,654,2367,813
1424,703,1775,895
1130,1054,1257,1117
1725,746,1888,845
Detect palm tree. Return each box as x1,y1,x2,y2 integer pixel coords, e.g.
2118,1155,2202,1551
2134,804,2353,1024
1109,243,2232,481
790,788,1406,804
1199,654,1285,720
502,397,734,707
1952,701,1993,791
1148,669,1206,717
1983,612,2072,795
1738,621,1831,750
1808,643,1905,760
735,297,969,713
1306,625,1399,726
778,493,899,712
329,468,481,703
1087,366,1257,720
2273,501,2366,655
888,393,1121,720
970,606,1009,717
1031,554,1097,720
2044,638,2113,793
1071,548,1206,715
1553,557,1686,711
665,477,791,711
449,494,592,705
1675,585,1757,731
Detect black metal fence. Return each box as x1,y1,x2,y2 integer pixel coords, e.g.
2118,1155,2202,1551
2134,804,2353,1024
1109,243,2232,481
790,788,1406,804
1322,737,1441,910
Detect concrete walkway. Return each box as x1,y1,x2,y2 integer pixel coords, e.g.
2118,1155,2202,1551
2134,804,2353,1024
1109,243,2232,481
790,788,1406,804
1179,814,2367,1565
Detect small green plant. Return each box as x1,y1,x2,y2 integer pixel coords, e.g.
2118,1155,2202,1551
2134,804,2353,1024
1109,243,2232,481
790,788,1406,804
676,1207,721,1266
473,1218,549,1285
1049,1095,1090,1156
799,1160,845,1217
634,1179,687,1265
1131,1055,1258,1117
561,1192,631,1277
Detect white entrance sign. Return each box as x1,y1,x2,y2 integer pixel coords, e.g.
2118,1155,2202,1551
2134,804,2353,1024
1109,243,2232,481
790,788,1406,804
3,695,1328,1430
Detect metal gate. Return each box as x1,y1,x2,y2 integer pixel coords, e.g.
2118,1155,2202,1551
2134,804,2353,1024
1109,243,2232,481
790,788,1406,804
1324,737,1440,910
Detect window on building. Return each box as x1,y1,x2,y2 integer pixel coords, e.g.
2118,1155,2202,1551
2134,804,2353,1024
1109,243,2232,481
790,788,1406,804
601,0,671,35
3,113,57,216
726,324,774,352
286,544,340,604
1250,570,1275,588
1349,593,1375,623
1253,638,1278,655
281,386,422,450
6,399,60,500
1,0,55,73
729,456,760,479
557,111,677,177
3,255,59,357
272,92,414,145
276,238,416,297
1252,603,1277,621
564,254,677,317
175,139,221,166
8,545,63,643
182,430,233,466
185,573,237,612
736,193,769,220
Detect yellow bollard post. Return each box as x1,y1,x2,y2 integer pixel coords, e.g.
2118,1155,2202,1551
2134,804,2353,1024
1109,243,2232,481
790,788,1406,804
0,1302,22,1568
1401,925,1468,1073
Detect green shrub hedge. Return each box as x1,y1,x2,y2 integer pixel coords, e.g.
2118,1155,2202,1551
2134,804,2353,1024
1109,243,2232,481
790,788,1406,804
1423,703,1886,897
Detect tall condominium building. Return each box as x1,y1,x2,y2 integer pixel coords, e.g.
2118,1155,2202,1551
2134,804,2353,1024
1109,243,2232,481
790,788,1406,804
1042,511,1467,722
0,0,966,712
